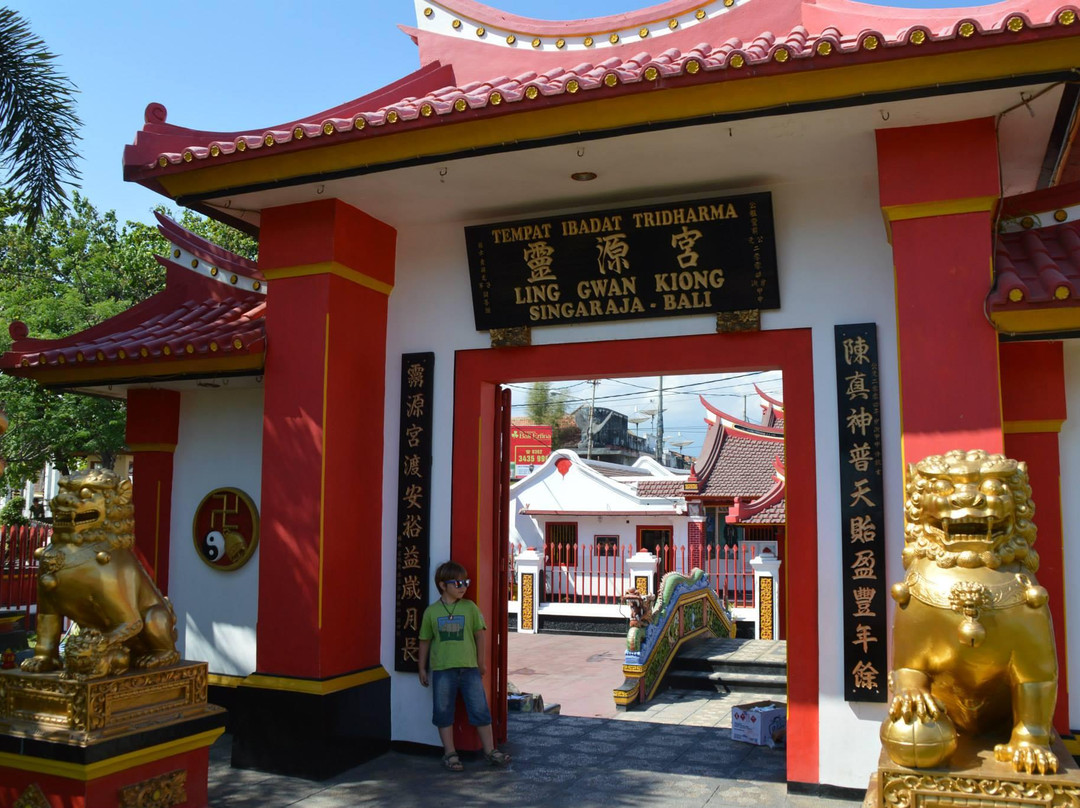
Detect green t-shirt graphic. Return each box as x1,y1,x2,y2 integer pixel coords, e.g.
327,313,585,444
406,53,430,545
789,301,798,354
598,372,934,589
419,598,486,670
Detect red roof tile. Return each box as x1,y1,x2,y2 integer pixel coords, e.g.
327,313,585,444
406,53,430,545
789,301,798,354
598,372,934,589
988,181,1080,328
635,479,686,497
699,426,785,498
0,217,266,382
122,0,1080,190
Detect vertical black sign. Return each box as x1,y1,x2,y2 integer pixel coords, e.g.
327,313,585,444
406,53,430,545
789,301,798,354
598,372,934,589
394,352,434,673
834,324,887,702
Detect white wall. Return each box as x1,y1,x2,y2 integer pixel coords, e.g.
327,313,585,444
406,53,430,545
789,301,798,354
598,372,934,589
1061,340,1080,730
382,174,902,787
169,387,264,677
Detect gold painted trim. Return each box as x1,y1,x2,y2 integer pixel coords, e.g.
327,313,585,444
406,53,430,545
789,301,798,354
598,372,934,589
1062,734,1080,755
239,665,390,695
19,354,264,386
259,261,394,296
991,308,1080,334
207,673,247,688
881,195,998,226
156,39,1080,201
1003,419,1064,434
127,443,177,453
319,313,330,630
0,728,224,781
154,479,162,581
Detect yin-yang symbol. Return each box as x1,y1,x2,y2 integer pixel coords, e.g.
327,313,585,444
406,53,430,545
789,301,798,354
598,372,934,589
203,530,226,562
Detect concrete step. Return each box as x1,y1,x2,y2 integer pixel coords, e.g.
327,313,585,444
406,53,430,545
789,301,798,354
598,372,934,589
665,668,788,694
674,658,787,676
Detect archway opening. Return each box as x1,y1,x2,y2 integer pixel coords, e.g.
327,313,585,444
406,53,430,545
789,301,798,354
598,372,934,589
451,327,820,785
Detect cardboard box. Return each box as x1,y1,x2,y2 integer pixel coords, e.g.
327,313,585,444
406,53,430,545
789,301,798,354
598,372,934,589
731,700,786,747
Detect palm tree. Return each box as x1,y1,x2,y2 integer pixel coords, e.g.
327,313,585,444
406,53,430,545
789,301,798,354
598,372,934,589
0,7,80,226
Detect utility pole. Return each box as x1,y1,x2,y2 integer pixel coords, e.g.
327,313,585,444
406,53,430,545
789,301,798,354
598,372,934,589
655,375,664,465
586,379,598,459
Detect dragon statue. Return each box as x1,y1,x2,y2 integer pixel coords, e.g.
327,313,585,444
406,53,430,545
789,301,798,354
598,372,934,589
622,568,705,652
21,468,180,678
881,450,1058,774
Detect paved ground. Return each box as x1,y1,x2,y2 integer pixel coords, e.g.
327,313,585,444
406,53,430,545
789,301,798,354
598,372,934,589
208,634,863,806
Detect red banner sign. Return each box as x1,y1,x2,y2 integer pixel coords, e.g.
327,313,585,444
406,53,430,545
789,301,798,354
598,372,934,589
511,425,552,478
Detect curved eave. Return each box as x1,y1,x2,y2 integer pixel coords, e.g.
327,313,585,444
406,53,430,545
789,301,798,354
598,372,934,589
132,34,1080,205
989,305,1080,333
2,352,265,389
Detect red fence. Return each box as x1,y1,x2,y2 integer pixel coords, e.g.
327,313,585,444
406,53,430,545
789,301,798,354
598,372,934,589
541,542,762,608
0,524,50,620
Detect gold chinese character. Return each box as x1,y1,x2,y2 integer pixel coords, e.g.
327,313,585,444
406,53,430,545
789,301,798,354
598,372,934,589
401,636,419,663
846,407,873,437
403,454,422,478
852,586,876,617
402,484,423,510
849,514,876,544
849,478,876,509
406,392,425,419
524,241,557,282
670,226,703,269
851,549,877,580
596,233,630,275
407,363,425,389
843,336,871,365
405,424,424,448
851,623,878,653
402,545,421,569
851,660,879,690
401,514,422,539
849,443,872,473
845,370,869,401
401,574,423,600
403,607,419,632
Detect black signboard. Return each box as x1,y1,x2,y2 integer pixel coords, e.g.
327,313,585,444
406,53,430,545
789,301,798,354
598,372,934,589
465,192,779,330
394,352,434,673
834,324,887,702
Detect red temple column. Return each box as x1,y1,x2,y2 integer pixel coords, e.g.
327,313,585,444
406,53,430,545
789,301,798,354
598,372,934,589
1000,341,1070,732
877,118,1003,463
230,199,397,779
125,388,180,592
687,517,706,569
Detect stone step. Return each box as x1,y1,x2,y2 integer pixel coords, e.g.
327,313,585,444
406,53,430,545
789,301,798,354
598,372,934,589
673,657,787,676
665,668,788,694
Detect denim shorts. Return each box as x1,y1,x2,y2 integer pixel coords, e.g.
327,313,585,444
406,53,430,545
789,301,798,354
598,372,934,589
431,667,492,728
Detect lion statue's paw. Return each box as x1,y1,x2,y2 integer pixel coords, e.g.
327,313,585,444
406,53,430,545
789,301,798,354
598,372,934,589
995,742,1058,775
134,650,180,669
19,655,60,673
888,688,946,724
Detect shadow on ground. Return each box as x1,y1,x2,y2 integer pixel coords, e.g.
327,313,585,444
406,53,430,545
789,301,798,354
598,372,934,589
208,710,860,807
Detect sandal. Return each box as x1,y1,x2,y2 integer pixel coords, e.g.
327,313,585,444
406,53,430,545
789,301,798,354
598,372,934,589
485,748,511,767
442,753,464,772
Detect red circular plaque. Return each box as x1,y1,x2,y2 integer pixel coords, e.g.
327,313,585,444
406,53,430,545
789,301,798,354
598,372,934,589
192,487,260,571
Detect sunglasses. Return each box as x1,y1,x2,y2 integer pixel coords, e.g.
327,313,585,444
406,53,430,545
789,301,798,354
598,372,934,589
444,579,470,588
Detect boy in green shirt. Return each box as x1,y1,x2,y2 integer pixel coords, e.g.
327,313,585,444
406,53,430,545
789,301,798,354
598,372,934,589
418,560,511,772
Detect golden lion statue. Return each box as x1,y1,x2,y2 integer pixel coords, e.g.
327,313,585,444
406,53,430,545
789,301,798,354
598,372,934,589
21,468,179,677
882,450,1058,774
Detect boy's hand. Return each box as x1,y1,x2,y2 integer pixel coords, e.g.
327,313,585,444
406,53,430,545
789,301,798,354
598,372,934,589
477,660,486,677
418,668,429,687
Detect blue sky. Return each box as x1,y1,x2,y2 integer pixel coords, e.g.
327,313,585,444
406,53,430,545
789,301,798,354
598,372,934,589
11,0,958,226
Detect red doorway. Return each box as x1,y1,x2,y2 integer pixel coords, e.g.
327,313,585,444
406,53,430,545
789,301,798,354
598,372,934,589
451,328,819,785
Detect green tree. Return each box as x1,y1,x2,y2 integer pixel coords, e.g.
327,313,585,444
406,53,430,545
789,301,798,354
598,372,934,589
0,193,255,487
526,382,578,449
0,7,81,226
